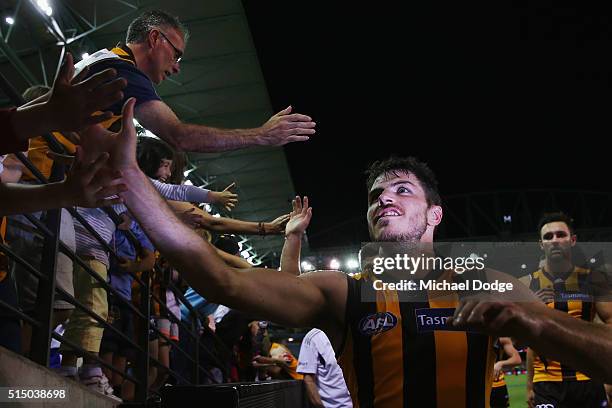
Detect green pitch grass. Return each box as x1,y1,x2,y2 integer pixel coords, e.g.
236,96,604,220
505,373,527,408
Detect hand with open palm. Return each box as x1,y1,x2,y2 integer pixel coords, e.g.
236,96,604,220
285,196,312,238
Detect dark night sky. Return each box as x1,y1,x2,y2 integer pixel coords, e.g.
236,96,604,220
242,1,612,249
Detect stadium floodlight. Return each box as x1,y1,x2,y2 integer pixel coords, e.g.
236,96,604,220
35,0,52,16
346,258,359,269
329,259,340,270
301,261,314,272
81,53,89,60
288,338,294,342
5,17,14,25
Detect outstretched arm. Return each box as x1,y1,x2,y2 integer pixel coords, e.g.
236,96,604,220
215,248,251,269
493,337,521,379
136,101,315,153
280,196,312,276
100,99,341,328
0,147,124,216
168,201,289,235
453,299,612,382
8,53,125,148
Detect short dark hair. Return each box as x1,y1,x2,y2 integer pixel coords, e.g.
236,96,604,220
126,10,189,44
136,137,174,179
215,235,240,256
22,85,50,103
365,156,442,206
537,211,575,236
167,151,186,185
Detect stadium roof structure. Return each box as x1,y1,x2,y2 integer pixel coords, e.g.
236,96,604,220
0,0,299,264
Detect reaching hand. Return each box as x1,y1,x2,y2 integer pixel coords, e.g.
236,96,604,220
285,196,312,237
267,213,291,235
80,97,138,171
45,52,127,132
451,295,542,341
62,145,126,208
527,388,535,408
45,150,75,166
258,106,316,146
210,182,238,212
178,207,206,228
493,361,503,380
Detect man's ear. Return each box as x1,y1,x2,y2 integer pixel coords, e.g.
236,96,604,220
147,29,160,49
427,205,443,227
571,234,577,247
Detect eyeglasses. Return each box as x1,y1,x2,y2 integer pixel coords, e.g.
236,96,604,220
158,30,183,63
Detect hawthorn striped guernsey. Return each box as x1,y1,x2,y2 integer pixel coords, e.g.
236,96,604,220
529,266,595,382
337,271,495,408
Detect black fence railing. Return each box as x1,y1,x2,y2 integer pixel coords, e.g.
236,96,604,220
160,380,308,408
0,74,233,404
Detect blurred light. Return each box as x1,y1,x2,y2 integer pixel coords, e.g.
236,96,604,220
247,255,256,265
212,213,221,218
521,264,527,269
503,215,512,223
81,52,89,60
288,337,294,342
183,180,193,186
203,203,212,213
240,250,250,259
329,259,340,270
590,258,596,264
238,241,243,251
346,258,359,269
301,261,314,272
5,17,14,25
35,0,52,16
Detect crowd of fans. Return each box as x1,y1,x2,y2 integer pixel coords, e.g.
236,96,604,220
0,48,299,402
3,8,611,408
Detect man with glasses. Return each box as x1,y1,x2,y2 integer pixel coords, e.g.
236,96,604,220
74,10,316,154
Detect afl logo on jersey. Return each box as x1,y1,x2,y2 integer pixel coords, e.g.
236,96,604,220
358,312,398,336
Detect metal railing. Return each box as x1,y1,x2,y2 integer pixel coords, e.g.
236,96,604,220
0,73,232,403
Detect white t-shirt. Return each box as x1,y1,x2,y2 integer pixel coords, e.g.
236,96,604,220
297,329,352,408
214,305,231,323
